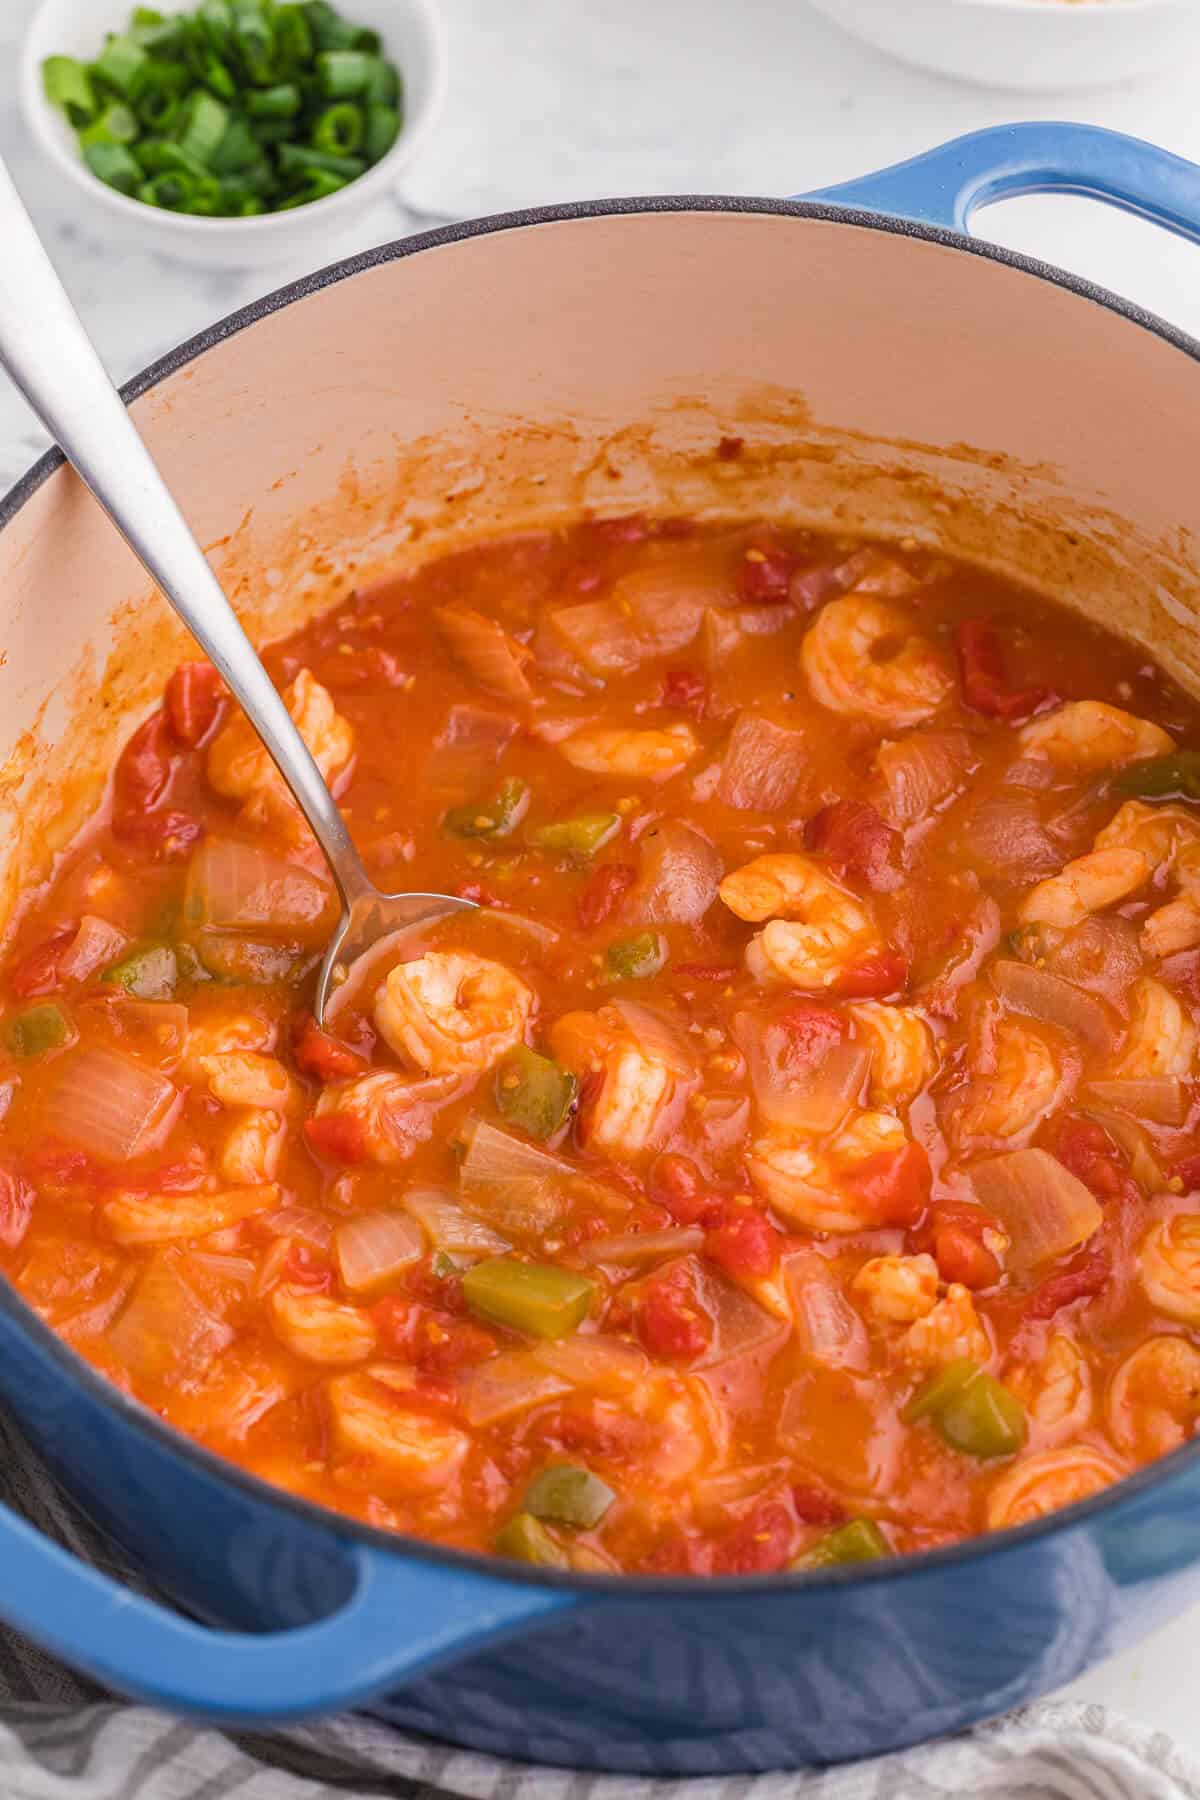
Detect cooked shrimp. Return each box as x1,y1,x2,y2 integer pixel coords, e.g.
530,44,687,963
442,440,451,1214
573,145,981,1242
720,854,880,991
550,1004,685,1157
1018,849,1148,930
207,668,353,832
852,1253,938,1324
985,1445,1124,1530
847,1002,936,1107
748,1110,908,1232
267,1287,376,1365
560,723,697,780
1143,840,1200,959
902,1284,991,1369
1007,1334,1092,1448
374,951,533,1075
1018,700,1173,772
1108,976,1196,1079
220,1110,286,1185
103,1183,278,1246
585,1371,725,1493
328,1367,471,1490
1139,1215,1200,1324
182,1013,275,1076
800,596,952,727
1093,799,1200,867
1107,1336,1200,1461
313,1071,460,1165
202,1051,297,1112
956,1018,1066,1144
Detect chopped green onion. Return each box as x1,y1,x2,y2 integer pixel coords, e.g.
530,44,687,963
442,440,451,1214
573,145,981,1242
312,100,364,155
1116,751,1200,805
43,57,98,127
903,1358,1027,1459
528,812,621,858
197,0,234,55
4,1003,73,1057
304,2,379,51
493,1512,568,1568
276,168,348,206
93,33,150,98
131,13,188,54
276,140,364,179
795,1519,890,1568
363,55,399,106
273,6,314,69
83,143,143,194
80,102,140,147
316,48,373,96
495,1046,577,1141
364,103,399,165
246,82,302,118
606,932,667,981
102,944,179,1000
231,3,274,82
176,88,229,163
463,1257,595,1340
444,777,531,843
210,116,259,173
523,1464,615,1530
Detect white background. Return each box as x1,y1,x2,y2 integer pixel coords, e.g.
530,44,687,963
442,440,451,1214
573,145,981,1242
3,0,1200,1749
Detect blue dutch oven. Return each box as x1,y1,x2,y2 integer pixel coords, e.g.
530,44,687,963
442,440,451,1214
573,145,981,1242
1,121,1200,1775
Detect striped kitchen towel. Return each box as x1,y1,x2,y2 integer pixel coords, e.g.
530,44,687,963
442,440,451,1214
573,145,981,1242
0,1411,1195,1800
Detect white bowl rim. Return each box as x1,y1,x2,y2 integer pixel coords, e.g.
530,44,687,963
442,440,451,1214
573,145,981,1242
921,0,1182,13
18,0,449,240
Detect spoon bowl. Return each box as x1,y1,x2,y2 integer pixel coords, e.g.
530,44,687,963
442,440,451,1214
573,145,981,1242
316,888,476,1027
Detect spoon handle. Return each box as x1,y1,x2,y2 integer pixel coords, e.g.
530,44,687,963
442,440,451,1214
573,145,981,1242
0,157,372,909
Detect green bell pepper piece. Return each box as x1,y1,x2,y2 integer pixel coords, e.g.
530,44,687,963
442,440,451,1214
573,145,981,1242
495,1047,577,1141
495,1511,568,1566
444,777,530,842
462,1257,594,1340
795,1518,890,1568
523,1464,615,1530
606,932,666,981
1116,751,1200,804
102,944,178,1000
904,1358,1027,1459
4,1003,72,1057
528,812,621,857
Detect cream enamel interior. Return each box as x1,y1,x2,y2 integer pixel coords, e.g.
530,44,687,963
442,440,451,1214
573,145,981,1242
0,206,1197,937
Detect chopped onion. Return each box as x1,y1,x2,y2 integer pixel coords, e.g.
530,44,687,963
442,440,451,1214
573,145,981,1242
434,605,533,701
43,1049,180,1162
624,820,723,927
1082,1105,1167,1191
335,1211,424,1293
956,794,1063,884
874,730,974,828
1084,1077,1189,1127
188,1252,257,1286
609,998,697,1077
547,600,644,676
58,916,127,983
488,911,561,948
184,840,334,944
992,960,1114,1055
459,1120,571,1235
687,1260,786,1368
785,1251,870,1370
734,1009,867,1133
581,1226,705,1265
105,1000,189,1067
717,712,808,811
461,1350,570,1427
403,1186,512,1254
427,704,519,789
323,929,420,1027
262,1205,333,1250
1044,917,1142,1008
531,1333,649,1394
610,560,729,654
971,1148,1102,1271
108,1248,234,1385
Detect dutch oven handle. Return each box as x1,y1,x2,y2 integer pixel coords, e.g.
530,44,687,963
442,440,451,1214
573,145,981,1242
0,1496,576,1721
803,121,1200,243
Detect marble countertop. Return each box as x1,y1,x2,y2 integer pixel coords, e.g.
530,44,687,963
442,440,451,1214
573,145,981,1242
3,0,1200,1758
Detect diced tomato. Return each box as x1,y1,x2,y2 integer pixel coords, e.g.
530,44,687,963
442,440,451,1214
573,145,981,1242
640,1530,716,1575
404,1256,468,1314
282,1245,333,1292
419,1318,498,1375
705,1208,781,1280
24,1147,94,1187
805,799,903,893
378,1375,462,1417
577,863,637,930
1056,1116,1132,1202
776,1001,845,1067
717,435,744,461
739,545,794,605
636,1260,713,1360
955,619,1054,723
648,1152,709,1225
672,962,738,982
791,1483,847,1526
113,710,175,816
101,1154,207,1195
165,662,224,746
303,1114,367,1165
847,1141,931,1228
1175,1151,1200,1193
658,669,708,715
933,1224,1000,1289
9,923,76,998
712,1498,796,1575
835,950,909,999
1025,1248,1111,1320
111,809,204,863
0,1163,34,1251
293,1015,370,1083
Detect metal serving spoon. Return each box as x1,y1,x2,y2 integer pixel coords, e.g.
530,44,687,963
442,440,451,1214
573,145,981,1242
0,158,473,1025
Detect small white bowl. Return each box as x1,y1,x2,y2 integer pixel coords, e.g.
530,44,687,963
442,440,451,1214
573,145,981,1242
806,0,1200,90
20,0,447,267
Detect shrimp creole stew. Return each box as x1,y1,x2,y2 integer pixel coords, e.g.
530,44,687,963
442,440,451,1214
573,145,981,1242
3,515,1200,1577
